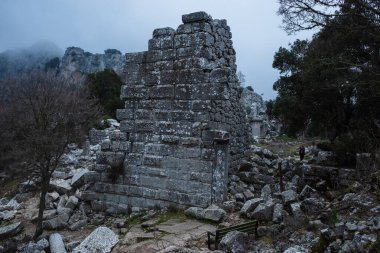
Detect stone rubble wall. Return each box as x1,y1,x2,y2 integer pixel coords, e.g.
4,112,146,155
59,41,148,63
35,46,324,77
83,12,251,212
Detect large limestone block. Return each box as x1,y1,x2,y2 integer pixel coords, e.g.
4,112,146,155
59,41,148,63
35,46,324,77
182,11,212,24
240,198,263,216
219,231,249,253
0,222,23,240
49,233,67,253
73,226,118,253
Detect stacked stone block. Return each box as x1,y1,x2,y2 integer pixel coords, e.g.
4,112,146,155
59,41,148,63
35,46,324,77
83,12,250,212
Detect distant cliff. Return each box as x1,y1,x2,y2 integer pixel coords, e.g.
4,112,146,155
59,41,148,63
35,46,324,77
59,47,124,83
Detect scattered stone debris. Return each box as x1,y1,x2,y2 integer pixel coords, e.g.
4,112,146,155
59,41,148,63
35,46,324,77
0,10,379,253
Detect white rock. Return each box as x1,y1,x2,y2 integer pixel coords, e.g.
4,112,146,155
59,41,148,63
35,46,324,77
73,226,118,253
49,233,67,253
281,190,298,204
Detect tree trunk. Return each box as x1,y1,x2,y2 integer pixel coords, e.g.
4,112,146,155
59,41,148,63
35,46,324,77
34,175,49,239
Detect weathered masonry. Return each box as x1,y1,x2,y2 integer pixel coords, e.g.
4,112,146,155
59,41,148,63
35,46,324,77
84,12,250,212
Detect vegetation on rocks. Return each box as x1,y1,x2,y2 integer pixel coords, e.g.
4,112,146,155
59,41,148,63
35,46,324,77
0,72,100,238
268,0,380,164
86,69,124,118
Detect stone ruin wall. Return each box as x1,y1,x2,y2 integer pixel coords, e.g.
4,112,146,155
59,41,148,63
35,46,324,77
83,12,251,212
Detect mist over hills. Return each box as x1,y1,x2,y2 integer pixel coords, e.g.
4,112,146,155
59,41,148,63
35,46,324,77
0,40,63,79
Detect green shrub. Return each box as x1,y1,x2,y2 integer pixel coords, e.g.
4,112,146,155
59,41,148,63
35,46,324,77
327,208,339,227
87,69,124,118
317,140,333,151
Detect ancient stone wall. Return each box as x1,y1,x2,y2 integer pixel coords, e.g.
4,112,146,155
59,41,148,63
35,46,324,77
83,12,250,212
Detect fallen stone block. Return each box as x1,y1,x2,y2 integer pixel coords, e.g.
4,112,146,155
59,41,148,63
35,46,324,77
0,210,17,221
69,219,87,231
201,204,226,222
71,168,89,188
184,207,204,219
272,203,284,223
249,200,275,221
219,231,248,253
290,202,304,217
49,233,67,253
22,238,49,253
65,196,79,210
260,184,272,201
0,222,23,240
43,213,70,230
240,198,263,216
281,190,298,204
50,179,72,195
72,226,118,253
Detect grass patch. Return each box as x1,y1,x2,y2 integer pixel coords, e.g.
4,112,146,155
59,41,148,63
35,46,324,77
259,235,274,244
0,178,22,199
276,134,296,142
126,214,143,227
311,234,329,253
157,210,186,224
327,208,340,227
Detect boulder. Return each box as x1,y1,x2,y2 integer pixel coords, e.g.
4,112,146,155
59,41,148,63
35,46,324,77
290,202,304,217
281,190,298,204
49,233,67,253
238,160,253,172
72,226,118,253
184,207,203,219
272,203,284,222
46,191,60,202
301,198,327,216
249,200,275,221
299,185,318,200
222,200,236,213
0,222,23,240
6,199,21,210
0,210,17,221
21,238,49,253
283,246,309,253
315,151,337,166
243,190,255,200
0,198,8,205
50,179,72,195
69,220,87,231
260,184,271,201
234,193,245,202
219,231,248,253
52,171,71,180
237,172,256,183
65,196,79,210
201,204,226,222
43,213,70,230
71,168,89,188
240,198,263,216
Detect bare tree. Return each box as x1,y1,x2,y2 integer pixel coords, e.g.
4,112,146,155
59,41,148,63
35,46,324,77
278,0,380,34
0,72,100,238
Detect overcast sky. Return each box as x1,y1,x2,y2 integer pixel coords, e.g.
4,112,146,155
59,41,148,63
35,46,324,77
0,0,312,99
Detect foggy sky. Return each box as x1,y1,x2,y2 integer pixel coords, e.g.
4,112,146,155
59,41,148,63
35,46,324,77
0,0,312,99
